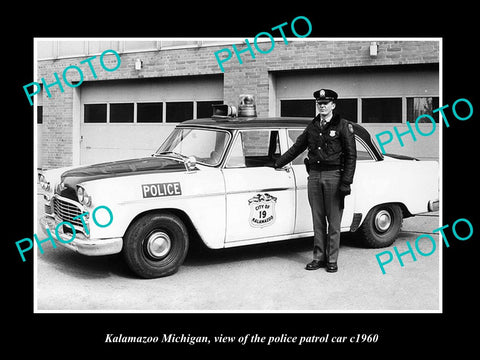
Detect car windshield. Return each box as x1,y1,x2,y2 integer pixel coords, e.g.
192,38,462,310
155,128,231,166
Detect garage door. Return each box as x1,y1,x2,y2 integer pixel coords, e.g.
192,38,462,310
79,74,223,164
273,64,440,160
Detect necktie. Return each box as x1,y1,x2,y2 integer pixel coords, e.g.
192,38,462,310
320,119,326,128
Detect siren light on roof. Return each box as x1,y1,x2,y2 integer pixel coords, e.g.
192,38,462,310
212,94,257,119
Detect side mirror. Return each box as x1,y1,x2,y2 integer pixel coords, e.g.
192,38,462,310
185,156,198,172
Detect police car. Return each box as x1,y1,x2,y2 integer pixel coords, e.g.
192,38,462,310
38,95,439,278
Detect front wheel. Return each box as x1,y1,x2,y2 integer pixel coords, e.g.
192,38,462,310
123,213,189,278
359,204,403,248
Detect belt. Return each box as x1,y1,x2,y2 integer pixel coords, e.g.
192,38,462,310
309,164,342,172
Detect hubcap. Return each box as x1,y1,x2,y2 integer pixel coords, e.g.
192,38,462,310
146,231,171,259
374,210,392,232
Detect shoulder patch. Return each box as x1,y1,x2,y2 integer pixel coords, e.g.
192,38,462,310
348,123,354,134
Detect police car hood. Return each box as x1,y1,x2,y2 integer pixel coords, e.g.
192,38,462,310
60,156,185,190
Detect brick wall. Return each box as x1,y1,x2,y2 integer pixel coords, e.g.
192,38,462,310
221,40,439,115
37,40,439,168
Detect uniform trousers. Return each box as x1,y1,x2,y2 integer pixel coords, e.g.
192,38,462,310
307,169,343,263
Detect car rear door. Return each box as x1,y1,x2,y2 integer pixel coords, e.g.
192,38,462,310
287,128,367,233
285,128,312,234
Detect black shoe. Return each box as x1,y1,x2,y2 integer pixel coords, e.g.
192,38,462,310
305,260,326,270
326,262,338,273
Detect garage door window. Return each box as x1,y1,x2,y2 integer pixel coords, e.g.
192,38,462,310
137,102,163,123
280,99,357,122
110,103,134,123
281,100,315,117
166,102,193,123
84,101,222,124
37,106,43,124
197,100,223,118
335,98,357,123
362,98,402,123
407,97,439,123
84,104,107,123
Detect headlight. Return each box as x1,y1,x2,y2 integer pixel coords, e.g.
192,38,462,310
77,186,92,207
39,174,50,191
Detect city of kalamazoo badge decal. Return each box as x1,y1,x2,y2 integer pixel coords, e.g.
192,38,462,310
248,193,277,228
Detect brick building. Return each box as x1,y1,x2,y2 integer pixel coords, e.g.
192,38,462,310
35,39,440,169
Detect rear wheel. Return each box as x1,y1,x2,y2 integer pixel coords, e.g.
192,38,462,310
359,204,403,248
123,212,189,278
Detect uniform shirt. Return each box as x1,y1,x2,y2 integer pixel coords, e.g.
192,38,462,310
276,113,357,185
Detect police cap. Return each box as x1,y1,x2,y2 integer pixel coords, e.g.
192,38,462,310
313,89,338,102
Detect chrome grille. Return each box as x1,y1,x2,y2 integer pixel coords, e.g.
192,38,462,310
44,203,53,215
52,196,85,229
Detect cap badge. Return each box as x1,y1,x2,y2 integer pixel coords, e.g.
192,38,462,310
319,89,325,97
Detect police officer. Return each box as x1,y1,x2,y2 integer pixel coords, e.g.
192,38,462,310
275,89,356,272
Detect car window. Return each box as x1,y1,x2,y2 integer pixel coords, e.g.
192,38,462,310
226,130,280,168
287,129,375,162
156,128,230,166
287,129,308,165
355,138,374,160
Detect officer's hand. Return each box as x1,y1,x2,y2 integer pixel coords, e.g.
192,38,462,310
339,182,351,196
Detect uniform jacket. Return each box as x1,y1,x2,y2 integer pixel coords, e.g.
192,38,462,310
275,113,357,185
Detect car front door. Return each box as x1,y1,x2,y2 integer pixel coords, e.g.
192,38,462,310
223,129,296,244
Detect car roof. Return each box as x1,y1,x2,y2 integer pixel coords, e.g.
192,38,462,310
179,117,312,129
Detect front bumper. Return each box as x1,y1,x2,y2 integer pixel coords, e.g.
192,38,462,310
39,215,123,256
